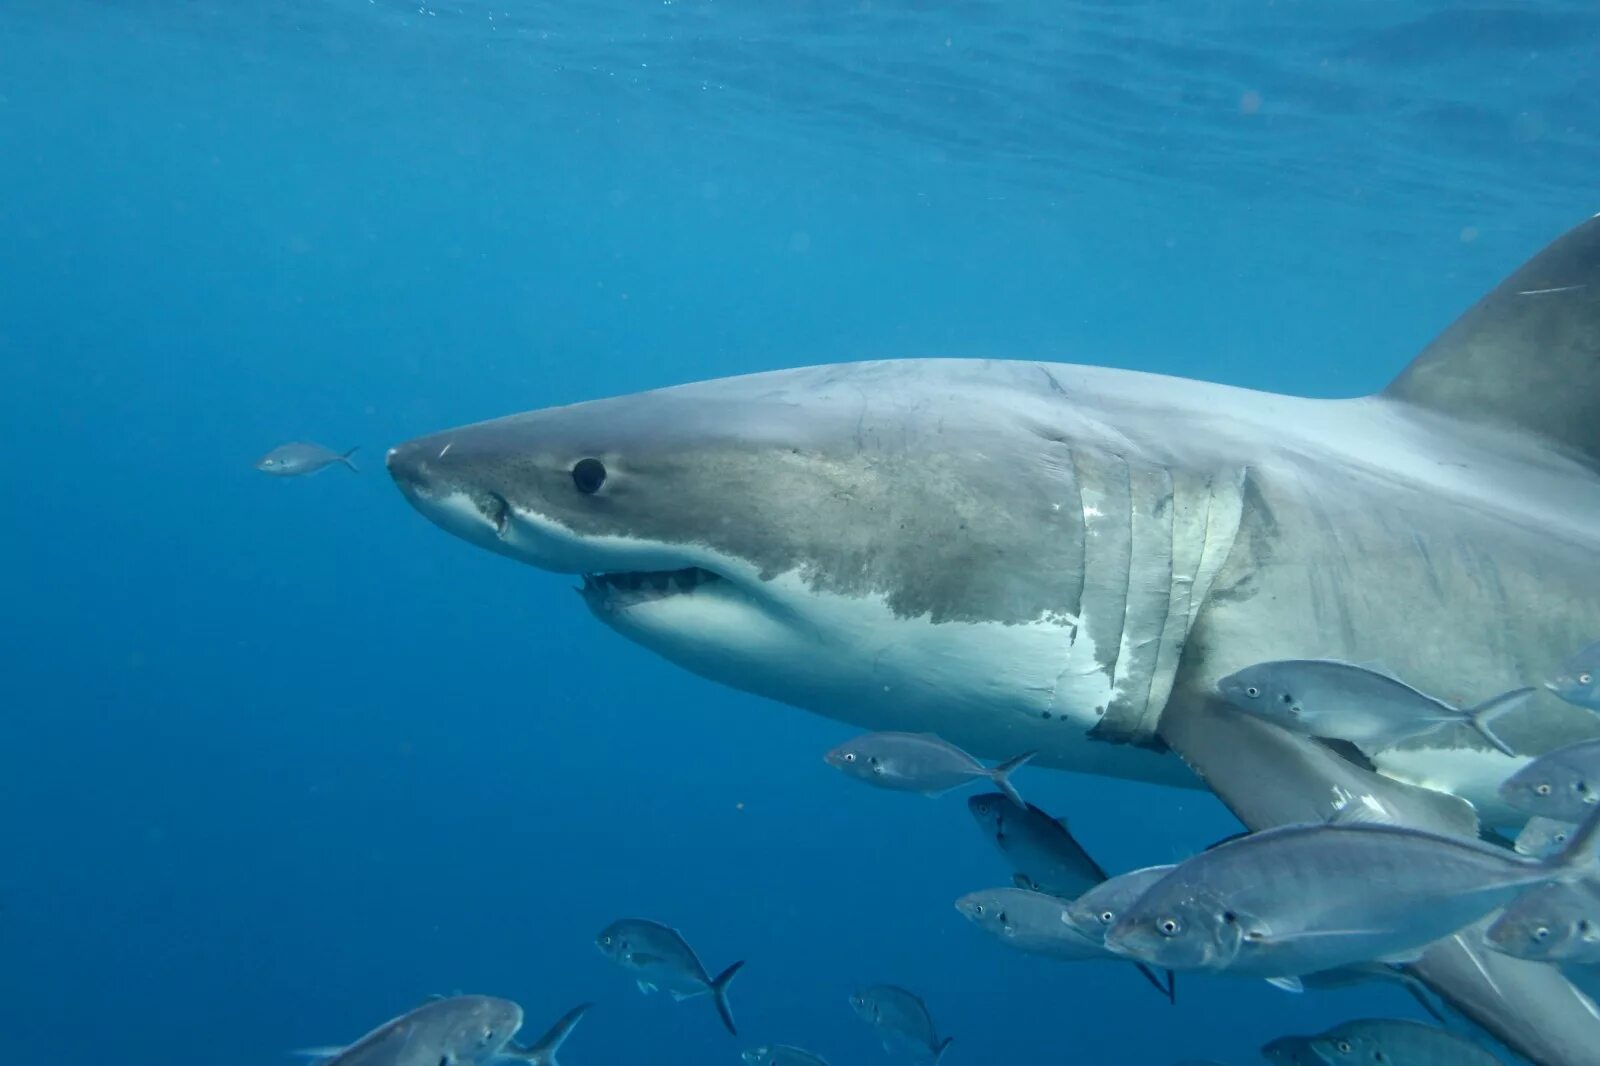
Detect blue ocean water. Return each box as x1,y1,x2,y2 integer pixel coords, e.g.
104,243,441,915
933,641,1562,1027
3,2,1599,1063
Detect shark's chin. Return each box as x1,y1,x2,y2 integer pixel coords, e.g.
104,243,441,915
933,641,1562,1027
581,569,812,686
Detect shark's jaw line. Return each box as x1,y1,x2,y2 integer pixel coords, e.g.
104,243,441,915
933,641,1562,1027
394,476,1188,784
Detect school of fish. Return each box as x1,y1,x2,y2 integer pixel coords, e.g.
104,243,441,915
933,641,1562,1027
268,638,1600,1065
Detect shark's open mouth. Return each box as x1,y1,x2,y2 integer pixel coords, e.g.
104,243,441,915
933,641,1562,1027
579,566,724,602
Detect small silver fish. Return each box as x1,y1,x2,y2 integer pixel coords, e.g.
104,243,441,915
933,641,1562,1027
1515,816,1576,858
1302,1018,1501,1066
1547,639,1600,712
595,918,743,1035
1105,807,1600,979
848,985,952,1064
1484,879,1600,964
742,1046,829,1066
297,995,525,1066
1500,739,1600,821
1062,864,1176,944
824,732,1034,806
257,441,360,476
1215,659,1529,756
966,793,1106,898
956,887,1173,1001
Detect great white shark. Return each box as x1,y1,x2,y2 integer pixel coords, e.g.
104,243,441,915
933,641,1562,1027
389,215,1600,1064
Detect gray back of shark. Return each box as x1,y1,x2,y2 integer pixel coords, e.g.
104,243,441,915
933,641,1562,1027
966,793,1106,898
389,215,1600,1061
321,996,524,1066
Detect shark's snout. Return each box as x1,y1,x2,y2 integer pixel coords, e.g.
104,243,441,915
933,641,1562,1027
385,439,433,498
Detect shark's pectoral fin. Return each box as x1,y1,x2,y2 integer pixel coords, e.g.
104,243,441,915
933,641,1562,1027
1384,213,1600,465
1157,696,1479,838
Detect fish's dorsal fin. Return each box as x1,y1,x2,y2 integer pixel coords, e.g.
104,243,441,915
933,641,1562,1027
1384,213,1600,466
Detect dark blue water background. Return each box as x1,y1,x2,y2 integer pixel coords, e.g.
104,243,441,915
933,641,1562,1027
3,3,1599,1063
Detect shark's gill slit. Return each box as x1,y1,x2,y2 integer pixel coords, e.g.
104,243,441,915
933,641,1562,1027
480,491,510,538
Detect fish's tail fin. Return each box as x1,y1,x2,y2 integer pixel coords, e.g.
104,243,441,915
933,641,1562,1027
710,960,744,1036
506,1003,591,1066
932,1036,954,1065
1546,804,1600,877
1468,687,1535,756
990,751,1036,808
340,445,361,473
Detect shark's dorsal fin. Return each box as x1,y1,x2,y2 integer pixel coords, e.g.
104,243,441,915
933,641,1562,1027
1384,213,1600,465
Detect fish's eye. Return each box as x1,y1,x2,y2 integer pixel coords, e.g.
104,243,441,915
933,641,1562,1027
571,457,607,494
842,752,856,762
1535,926,1551,941
1158,917,1181,936
1537,783,1553,796
1582,673,1594,685
1245,686,1260,698
1336,1041,1352,1054
1100,910,1115,924
972,904,984,915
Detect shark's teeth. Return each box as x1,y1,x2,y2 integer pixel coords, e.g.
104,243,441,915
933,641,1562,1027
581,567,722,600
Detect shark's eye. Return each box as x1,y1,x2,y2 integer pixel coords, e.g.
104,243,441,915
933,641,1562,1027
572,457,607,494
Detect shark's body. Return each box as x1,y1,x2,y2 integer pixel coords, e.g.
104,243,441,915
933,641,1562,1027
389,215,1600,1064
